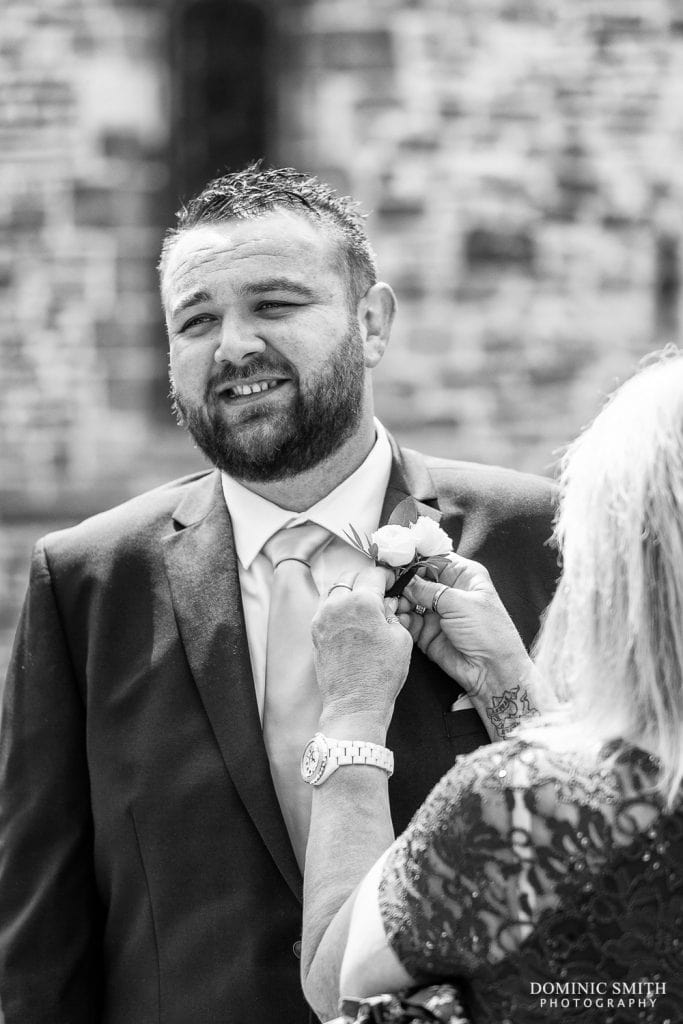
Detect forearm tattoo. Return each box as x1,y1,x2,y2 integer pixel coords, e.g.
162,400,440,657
485,685,540,739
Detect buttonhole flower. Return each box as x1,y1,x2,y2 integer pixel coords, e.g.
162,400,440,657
344,516,454,597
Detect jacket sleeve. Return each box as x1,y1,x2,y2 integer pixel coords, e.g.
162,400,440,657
0,540,103,1023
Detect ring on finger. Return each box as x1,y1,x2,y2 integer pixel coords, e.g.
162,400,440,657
414,604,427,616
431,585,450,614
328,583,353,595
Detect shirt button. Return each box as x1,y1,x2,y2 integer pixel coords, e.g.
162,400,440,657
292,939,302,959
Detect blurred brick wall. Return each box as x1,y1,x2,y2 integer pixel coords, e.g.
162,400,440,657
278,0,683,468
2,0,683,681
1,0,175,513
0,0,186,684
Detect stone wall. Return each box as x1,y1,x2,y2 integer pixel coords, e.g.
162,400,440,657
278,0,683,469
0,0,179,684
1,0,173,516
2,0,683,679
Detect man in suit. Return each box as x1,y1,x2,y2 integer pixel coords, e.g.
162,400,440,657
0,166,557,1024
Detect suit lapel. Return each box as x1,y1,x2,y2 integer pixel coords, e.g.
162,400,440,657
162,471,302,901
382,439,464,550
380,436,441,526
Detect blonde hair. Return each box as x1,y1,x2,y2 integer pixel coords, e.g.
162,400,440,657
533,348,683,807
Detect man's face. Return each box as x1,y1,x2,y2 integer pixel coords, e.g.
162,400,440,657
163,210,368,481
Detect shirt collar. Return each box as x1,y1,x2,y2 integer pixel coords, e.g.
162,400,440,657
221,420,393,570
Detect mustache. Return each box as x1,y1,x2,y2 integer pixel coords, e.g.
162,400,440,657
206,356,298,395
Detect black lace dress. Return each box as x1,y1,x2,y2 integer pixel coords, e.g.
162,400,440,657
377,739,683,1024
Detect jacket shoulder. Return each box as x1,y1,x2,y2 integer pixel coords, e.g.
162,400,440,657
39,470,216,569
412,449,556,517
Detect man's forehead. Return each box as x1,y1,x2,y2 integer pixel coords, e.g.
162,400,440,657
164,210,339,284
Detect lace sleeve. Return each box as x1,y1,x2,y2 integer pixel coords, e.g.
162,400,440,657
377,739,620,982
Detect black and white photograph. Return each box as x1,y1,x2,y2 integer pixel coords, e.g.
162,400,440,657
1,2,682,1022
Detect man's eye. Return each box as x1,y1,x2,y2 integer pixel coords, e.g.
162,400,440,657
180,313,215,332
256,300,298,312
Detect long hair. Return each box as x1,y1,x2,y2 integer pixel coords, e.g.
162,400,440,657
533,349,683,807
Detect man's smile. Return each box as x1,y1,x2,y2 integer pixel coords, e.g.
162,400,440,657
214,376,293,404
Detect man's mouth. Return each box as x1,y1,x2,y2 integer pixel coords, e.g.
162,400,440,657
217,378,289,400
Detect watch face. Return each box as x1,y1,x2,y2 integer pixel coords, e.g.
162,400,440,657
301,736,327,784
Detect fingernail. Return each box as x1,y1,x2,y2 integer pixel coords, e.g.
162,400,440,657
385,597,398,613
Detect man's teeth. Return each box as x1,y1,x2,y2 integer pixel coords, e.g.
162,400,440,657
227,380,280,397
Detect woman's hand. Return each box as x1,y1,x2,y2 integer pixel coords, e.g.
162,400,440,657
399,554,534,698
312,567,413,735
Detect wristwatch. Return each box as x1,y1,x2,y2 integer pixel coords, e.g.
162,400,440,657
300,732,394,787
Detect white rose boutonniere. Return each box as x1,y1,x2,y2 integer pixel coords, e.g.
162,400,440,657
408,516,453,558
345,515,454,596
368,524,416,567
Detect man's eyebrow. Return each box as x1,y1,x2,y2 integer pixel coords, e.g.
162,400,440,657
239,278,316,300
170,289,212,319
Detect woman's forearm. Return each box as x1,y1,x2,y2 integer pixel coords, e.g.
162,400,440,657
472,659,559,741
301,711,396,1022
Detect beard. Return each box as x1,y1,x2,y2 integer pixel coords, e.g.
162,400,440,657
170,322,367,482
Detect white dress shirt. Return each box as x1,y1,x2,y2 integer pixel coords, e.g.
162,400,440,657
221,420,393,721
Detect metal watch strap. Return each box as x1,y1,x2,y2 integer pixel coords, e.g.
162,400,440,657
332,739,394,775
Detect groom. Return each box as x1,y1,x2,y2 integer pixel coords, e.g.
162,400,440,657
0,166,558,1024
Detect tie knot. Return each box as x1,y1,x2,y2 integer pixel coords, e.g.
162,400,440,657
263,523,331,570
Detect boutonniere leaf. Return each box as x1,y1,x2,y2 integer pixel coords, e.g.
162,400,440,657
345,516,454,597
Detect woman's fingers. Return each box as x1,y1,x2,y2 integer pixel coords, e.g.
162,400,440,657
383,596,399,622
405,549,497,616
352,565,395,601
326,566,394,604
324,568,395,636
413,611,442,655
438,553,492,591
403,575,461,616
397,610,424,642
325,571,359,601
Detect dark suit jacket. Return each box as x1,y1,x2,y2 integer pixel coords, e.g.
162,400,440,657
0,442,558,1024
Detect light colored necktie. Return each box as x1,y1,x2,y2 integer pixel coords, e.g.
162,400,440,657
262,523,332,869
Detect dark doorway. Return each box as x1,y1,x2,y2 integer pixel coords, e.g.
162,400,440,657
169,0,271,208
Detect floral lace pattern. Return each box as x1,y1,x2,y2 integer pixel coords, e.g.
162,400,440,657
379,739,683,1023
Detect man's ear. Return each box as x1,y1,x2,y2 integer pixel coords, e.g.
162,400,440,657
357,283,396,368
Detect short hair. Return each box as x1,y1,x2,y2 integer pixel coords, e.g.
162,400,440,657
158,163,378,306
533,347,683,806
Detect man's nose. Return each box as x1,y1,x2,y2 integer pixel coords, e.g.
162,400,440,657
214,319,266,364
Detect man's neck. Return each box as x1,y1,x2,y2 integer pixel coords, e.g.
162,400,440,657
234,421,377,512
